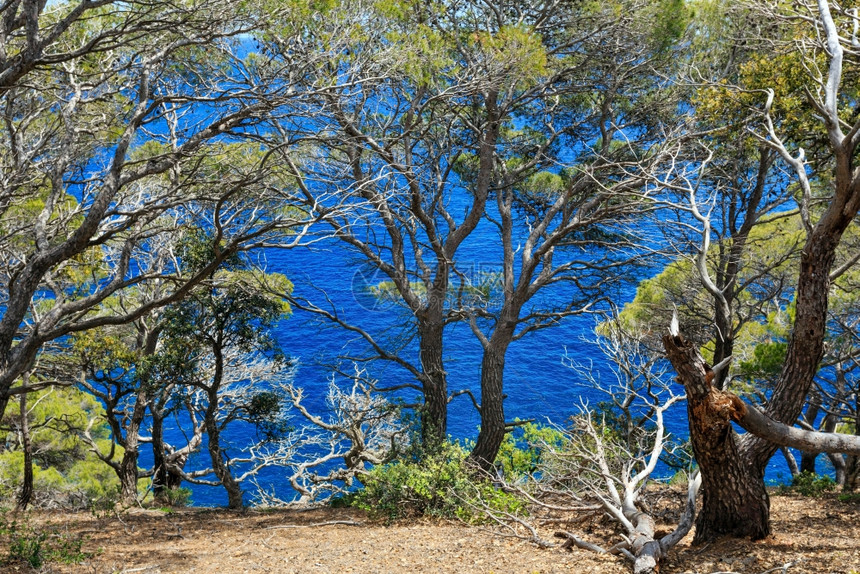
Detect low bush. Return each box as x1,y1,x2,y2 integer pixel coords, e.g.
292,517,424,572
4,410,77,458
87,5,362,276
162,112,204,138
837,492,860,503
0,513,91,568
783,471,836,497
161,487,193,507
494,422,566,479
344,442,525,523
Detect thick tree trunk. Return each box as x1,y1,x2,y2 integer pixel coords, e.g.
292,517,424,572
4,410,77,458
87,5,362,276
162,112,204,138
118,443,140,506
16,392,32,511
692,430,770,541
665,332,860,540
469,348,506,470
663,333,770,541
417,319,447,449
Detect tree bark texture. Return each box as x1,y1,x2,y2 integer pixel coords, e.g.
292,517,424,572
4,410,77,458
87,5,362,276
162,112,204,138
663,333,770,541
417,319,447,448
664,331,860,541
745,197,857,470
469,323,514,471
204,405,243,509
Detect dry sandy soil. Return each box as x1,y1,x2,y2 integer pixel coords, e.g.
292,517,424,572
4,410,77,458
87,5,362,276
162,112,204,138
4,492,859,574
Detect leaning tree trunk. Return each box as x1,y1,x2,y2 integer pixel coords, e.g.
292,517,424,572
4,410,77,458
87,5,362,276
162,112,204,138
663,333,771,541
205,349,243,509
204,407,243,509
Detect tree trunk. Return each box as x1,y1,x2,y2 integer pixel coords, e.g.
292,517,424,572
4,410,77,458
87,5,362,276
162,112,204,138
799,452,817,474
469,348,506,470
151,410,189,502
829,452,846,486
710,299,735,391
685,169,858,538
845,455,860,492
663,333,770,541
798,391,823,474
117,389,148,506
417,319,447,449
469,323,514,471
691,429,770,541
664,333,860,540
205,406,243,509
16,392,32,511
844,409,860,491
744,216,850,470
166,456,188,490
205,348,243,509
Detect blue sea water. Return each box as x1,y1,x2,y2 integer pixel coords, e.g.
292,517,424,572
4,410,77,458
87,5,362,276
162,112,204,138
168,217,802,507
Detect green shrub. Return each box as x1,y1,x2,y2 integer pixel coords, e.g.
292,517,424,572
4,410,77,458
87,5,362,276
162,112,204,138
495,422,566,479
163,487,193,507
0,514,90,568
8,525,47,569
346,442,525,523
791,471,836,497
837,492,860,503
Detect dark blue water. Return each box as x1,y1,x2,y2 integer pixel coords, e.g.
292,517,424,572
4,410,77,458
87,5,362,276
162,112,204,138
168,218,802,507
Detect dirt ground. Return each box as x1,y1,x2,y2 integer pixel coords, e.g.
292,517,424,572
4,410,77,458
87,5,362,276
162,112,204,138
5,492,860,574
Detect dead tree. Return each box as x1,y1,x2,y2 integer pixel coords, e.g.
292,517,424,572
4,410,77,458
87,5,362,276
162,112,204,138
471,319,699,574
250,365,406,505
